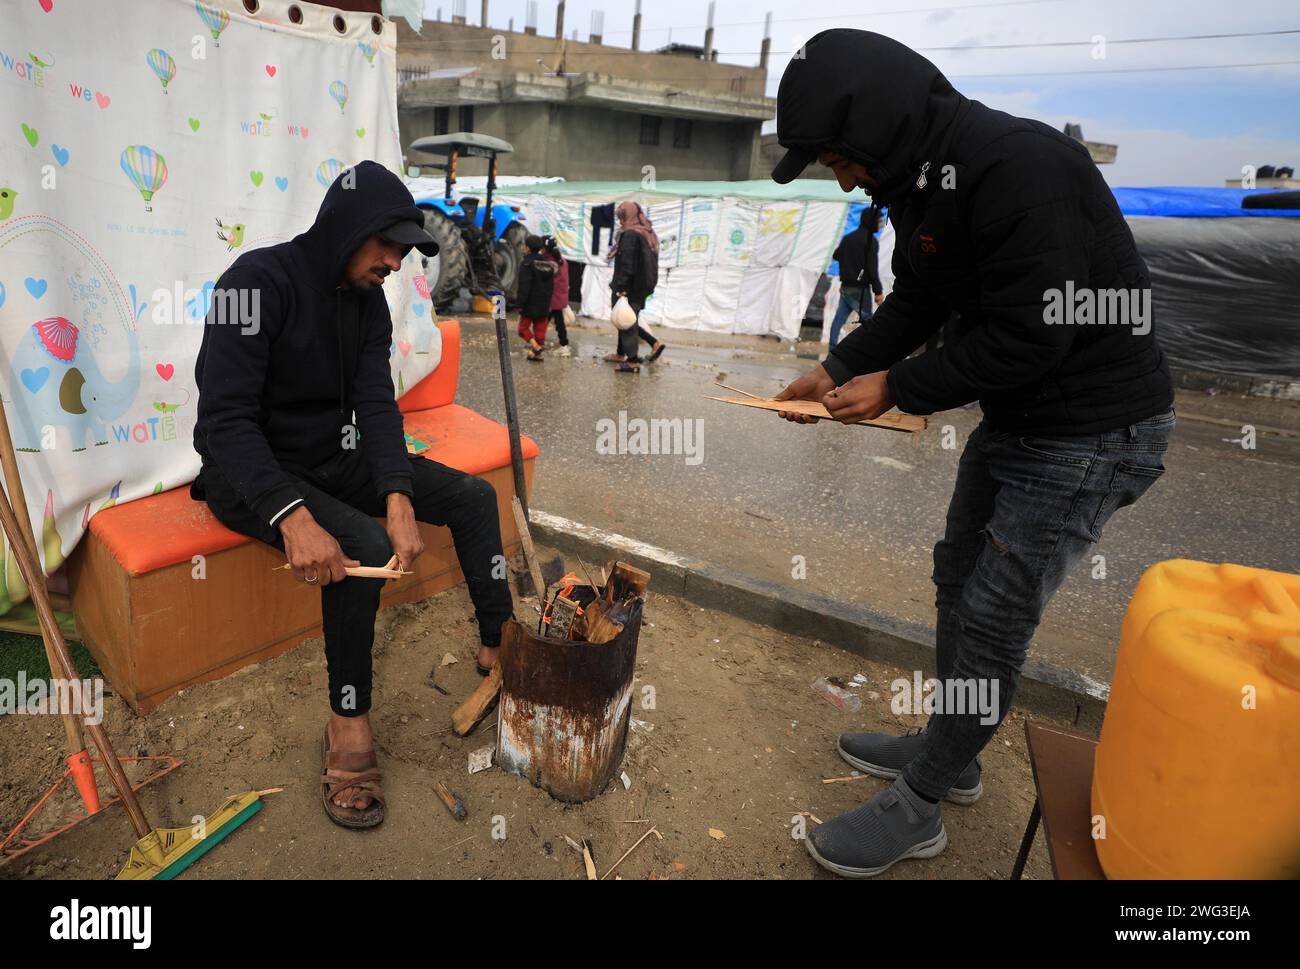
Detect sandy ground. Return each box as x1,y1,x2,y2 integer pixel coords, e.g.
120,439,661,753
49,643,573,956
0,579,1061,881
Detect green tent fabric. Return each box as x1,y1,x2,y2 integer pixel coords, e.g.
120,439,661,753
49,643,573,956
496,179,871,204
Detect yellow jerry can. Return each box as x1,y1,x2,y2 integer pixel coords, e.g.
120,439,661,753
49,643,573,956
1093,559,1300,879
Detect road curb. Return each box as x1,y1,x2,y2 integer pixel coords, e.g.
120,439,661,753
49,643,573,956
529,510,1109,731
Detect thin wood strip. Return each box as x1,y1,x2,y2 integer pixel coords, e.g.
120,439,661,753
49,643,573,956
601,825,659,880
703,395,926,433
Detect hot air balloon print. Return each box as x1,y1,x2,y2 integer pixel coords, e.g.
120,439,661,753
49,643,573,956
147,48,177,93
357,40,377,65
195,2,230,47
315,158,344,189
121,145,168,212
329,80,348,114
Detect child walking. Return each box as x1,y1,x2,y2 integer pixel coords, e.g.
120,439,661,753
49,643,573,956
543,236,572,357
516,234,557,362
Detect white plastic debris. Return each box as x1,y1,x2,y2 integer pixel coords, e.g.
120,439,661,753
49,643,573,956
468,746,494,774
620,771,631,790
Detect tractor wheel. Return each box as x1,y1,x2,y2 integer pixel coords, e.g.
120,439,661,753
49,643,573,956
421,208,471,307
493,222,528,303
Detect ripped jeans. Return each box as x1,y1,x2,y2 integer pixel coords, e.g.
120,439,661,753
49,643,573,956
901,411,1175,801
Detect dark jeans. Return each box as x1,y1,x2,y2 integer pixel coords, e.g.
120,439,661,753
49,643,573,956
203,452,514,717
900,410,1176,800
549,308,569,346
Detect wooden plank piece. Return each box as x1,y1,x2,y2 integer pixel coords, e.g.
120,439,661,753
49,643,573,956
511,496,547,600
703,395,927,433
434,781,468,821
451,662,502,736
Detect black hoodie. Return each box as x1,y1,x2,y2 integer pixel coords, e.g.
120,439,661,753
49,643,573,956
777,30,1172,434
192,160,421,529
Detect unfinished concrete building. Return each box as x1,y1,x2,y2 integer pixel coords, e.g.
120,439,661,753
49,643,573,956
396,4,777,181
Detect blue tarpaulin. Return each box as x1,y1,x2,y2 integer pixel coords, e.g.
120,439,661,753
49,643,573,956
1112,186,1300,218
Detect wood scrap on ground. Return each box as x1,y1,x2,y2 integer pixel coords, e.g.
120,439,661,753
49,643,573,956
452,662,501,736
434,781,467,820
601,825,659,880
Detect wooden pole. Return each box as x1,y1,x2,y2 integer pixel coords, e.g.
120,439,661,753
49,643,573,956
0,472,151,838
493,299,530,520
0,398,85,757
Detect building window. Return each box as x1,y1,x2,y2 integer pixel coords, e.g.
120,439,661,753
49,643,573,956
434,106,450,135
640,114,661,146
459,105,474,132
673,118,693,149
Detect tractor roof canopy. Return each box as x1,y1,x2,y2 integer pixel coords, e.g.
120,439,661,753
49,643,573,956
409,133,515,159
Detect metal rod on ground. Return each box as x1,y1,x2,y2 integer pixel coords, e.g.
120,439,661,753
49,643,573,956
0,475,150,839
494,294,530,520
0,396,96,810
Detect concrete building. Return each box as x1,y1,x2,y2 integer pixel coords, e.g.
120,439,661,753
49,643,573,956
396,17,776,182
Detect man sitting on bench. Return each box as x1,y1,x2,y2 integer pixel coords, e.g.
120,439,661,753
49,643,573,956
190,161,514,829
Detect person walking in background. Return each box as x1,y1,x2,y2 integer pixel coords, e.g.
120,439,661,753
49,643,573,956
515,234,557,362
543,235,572,357
828,207,885,347
605,200,666,372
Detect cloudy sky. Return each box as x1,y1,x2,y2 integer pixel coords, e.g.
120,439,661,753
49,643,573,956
417,0,1300,186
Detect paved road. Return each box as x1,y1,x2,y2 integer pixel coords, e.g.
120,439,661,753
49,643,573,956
454,316,1300,686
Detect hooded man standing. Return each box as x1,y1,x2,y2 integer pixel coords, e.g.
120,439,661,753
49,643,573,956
191,161,514,829
771,31,1173,877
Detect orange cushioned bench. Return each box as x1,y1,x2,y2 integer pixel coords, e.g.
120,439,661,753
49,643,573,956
67,320,539,714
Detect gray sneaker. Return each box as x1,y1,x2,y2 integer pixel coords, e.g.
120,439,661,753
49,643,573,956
837,729,983,805
804,784,947,878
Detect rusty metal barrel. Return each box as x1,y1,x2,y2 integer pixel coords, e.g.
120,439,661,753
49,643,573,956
494,608,641,803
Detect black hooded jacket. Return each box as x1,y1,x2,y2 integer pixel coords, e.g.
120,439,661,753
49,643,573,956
778,30,1172,434
192,160,419,529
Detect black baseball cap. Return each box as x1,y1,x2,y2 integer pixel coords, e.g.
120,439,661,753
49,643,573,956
381,218,439,256
771,146,819,185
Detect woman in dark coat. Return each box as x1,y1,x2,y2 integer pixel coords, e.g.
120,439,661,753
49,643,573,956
607,201,666,373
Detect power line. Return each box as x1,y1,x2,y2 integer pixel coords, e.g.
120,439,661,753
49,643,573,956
395,25,1300,59
939,58,1300,79
918,28,1300,53
598,0,1067,35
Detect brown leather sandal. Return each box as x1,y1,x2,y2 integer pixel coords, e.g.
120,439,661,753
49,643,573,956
320,733,386,829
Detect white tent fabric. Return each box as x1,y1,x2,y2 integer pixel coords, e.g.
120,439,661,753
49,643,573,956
0,0,439,612
500,190,855,340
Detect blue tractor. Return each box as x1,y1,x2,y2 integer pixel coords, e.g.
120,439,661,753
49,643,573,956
407,133,528,307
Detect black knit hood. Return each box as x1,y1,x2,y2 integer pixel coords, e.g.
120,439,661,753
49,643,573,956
298,159,427,288
774,30,966,203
